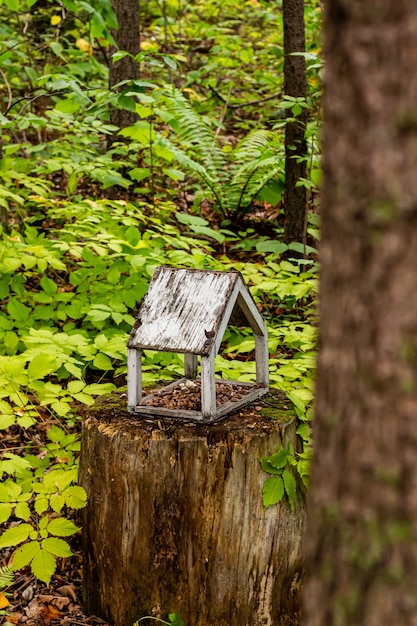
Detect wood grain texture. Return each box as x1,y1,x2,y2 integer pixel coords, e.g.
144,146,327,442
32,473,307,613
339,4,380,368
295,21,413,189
79,393,305,626
127,267,267,356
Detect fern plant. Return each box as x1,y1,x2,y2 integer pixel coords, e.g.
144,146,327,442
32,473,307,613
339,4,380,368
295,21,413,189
158,88,284,220
0,565,13,590
0,564,13,619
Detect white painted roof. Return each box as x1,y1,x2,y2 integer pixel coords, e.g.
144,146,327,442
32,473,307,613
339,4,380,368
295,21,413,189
127,266,265,356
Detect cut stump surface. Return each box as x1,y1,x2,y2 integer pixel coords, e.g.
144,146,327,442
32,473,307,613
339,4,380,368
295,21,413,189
79,389,305,626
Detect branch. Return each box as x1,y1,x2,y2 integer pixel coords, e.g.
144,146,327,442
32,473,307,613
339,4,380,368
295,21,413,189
6,90,69,119
208,85,282,110
0,67,12,114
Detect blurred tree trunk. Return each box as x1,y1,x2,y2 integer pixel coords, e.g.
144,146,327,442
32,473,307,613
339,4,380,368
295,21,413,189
283,0,307,246
303,2,417,626
109,0,140,131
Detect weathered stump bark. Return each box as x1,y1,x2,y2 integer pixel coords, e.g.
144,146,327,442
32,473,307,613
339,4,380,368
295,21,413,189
79,391,305,626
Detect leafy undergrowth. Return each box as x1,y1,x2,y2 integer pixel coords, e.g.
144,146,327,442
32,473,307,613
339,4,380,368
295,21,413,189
0,197,317,624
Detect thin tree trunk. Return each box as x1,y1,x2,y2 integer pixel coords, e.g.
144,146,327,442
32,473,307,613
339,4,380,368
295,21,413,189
303,2,417,626
109,0,140,131
283,0,307,246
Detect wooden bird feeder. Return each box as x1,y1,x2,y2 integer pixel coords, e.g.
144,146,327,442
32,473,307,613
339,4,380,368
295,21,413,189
127,266,269,422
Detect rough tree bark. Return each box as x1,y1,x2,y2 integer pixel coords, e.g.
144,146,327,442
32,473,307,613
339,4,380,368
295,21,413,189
282,0,307,245
303,2,417,626
79,392,305,626
109,0,140,130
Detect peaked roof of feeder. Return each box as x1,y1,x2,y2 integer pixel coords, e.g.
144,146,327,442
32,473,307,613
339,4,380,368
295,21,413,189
127,266,266,357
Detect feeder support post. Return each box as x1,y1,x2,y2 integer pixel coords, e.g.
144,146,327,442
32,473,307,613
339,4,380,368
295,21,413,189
201,351,216,420
255,333,269,387
127,348,142,411
184,353,198,378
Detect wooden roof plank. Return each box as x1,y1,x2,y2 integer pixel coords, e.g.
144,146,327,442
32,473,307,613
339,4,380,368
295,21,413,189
128,267,240,355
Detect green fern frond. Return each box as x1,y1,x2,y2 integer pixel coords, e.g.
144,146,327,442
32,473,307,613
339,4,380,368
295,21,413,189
238,164,283,215
158,89,284,219
162,87,227,185
226,154,283,215
0,565,13,590
232,129,275,166
157,135,227,211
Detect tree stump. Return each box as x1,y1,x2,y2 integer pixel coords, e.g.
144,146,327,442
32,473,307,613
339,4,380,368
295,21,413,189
79,390,305,626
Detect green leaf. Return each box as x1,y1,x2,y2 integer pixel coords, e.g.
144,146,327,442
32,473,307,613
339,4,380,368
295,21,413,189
93,353,113,370
191,225,225,244
286,391,306,418
112,51,131,63
47,517,79,537
67,380,85,394
47,425,65,442
64,486,87,509
50,400,70,416
296,422,311,441
128,167,151,183
14,502,31,521
27,354,57,380
163,55,177,70
0,414,15,430
41,537,72,558
260,448,289,473
256,241,288,254
283,469,297,510
55,98,80,114
0,453,31,476
175,213,208,227
31,548,56,585
17,413,37,429
0,523,32,549
5,0,19,10
73,392,95,405
34,496,49,515
50,493,65,514
12,541,41,570
288,242,317,256
7,298,30,323
164,168,185,181
0,503,12,525
262,475,284,508
50,41,64,58
40,276,57,296
84,383,116,395
169,613,184,626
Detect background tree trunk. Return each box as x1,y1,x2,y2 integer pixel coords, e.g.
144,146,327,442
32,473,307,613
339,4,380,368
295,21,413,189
109,0,140,130
283,0,307,246
303,2,417,626
79,393,305,626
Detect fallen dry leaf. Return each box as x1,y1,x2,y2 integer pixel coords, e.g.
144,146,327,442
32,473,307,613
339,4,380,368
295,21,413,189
56,584,77,602
38,594,54,604
0,591,9,608
40,602,63,620
25,597,41,619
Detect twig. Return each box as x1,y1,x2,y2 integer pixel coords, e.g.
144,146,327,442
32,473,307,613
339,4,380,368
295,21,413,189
229,91,283,109
215,85,232,138
208,85,282,111
6,90,69,119
0,67,12,113
0,38,31,60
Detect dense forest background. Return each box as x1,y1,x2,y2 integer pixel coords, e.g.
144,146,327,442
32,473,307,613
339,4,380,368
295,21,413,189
0,1,322,623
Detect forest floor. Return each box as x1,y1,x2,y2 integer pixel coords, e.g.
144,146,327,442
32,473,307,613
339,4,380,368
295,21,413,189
1,416,111,625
